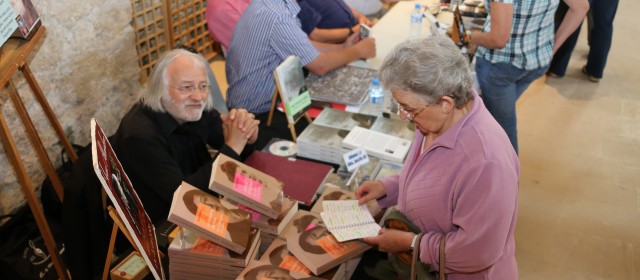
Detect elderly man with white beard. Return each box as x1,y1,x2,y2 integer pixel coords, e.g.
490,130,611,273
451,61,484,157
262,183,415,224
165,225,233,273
108,48,259,224
63,49,260,280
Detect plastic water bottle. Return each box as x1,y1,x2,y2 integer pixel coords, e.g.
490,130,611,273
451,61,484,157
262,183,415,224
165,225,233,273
368,77,384,114
409,3,423,38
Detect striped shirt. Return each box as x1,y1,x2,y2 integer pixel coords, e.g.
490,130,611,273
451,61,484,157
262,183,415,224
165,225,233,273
226,0,320,114
476,0,559,70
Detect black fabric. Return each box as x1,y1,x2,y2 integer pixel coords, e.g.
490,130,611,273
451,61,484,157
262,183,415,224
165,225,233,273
62,103,252,279
0,206,65,280
109,102,250,224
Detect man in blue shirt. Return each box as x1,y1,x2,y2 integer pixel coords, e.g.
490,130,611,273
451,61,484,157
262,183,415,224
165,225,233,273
298,0,372,43
226,0,376,146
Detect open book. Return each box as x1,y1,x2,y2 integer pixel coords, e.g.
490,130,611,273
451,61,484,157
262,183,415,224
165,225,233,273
320,200,381,242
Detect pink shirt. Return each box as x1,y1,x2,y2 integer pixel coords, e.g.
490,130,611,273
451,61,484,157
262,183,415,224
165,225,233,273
205,0,251,51
379,91,520,279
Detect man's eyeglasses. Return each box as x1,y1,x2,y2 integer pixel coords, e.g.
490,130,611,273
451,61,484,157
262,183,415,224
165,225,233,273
170,83,210,93
391,97,429,121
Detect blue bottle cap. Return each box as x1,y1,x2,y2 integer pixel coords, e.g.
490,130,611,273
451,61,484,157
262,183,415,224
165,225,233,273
372,77,380,86
415,3,421,9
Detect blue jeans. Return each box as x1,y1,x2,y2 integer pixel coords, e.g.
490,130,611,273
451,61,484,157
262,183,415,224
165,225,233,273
475,57,548,153
548,0,619,78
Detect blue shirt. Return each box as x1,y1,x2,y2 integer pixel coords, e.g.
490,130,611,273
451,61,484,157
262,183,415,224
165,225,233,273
476,0,559,70
298,0,358,35
226,0,320,114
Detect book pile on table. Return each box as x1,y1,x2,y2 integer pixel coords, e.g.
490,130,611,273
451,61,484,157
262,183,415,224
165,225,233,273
168,227,260,280
237,186,381,279
297,108,377,164
167,155,301,279
297,108,414,165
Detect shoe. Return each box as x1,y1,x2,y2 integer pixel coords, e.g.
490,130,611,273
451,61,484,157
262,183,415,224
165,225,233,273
582,66,600,83
546,72,562,78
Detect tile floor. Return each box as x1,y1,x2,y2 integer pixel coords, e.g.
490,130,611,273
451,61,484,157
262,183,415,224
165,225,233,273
210,1,640,278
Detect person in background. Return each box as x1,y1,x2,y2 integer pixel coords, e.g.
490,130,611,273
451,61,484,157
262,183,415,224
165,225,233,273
63,49,259,279
298,0,372,43
547,0,619,82
355,36,520,279
469,0,589,153
205,0,250,52
226,0,375,148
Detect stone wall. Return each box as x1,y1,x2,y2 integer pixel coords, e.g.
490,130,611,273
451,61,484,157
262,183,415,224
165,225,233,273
0,0,142,216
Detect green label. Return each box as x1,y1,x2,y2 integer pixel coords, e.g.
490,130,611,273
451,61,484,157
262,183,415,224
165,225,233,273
285,91,312,117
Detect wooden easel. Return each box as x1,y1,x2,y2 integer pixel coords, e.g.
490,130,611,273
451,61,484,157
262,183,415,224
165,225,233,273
266,87,312,141
101,205,141,280
0,26,74,280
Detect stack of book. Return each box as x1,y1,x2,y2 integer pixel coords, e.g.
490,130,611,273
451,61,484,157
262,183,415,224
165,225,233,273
255,238,360,280
209,154,302,254
296,124,352,165
297,108,377,165
168,227,260,280
279,210,371,275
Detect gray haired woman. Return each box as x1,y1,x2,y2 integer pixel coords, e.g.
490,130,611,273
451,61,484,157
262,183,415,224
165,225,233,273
356,36,520,279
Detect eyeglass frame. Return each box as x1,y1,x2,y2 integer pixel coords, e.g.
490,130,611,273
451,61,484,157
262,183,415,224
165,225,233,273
391,97,430,121
168,83,211,94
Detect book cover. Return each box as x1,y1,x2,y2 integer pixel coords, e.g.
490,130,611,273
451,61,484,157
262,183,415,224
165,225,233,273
8,0,40,39
342,126,411,163
312,108,377,131
370,116,416,141
226,195,299,235
0,1,18,46
209,154,286,219
237,259,324,280
167,182,252,254
168,227,260,267
260,238,352,279
296,124,351,165
244,151,334,206
281,211,370,275
90,119,165,280
310,185,380,218
274,56,312,123
305,66,375,105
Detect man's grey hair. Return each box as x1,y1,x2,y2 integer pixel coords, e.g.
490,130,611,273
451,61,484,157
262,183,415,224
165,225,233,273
379,36,473,108
141,49,214,112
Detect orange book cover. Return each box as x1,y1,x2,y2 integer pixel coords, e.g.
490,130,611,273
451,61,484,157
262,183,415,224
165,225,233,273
168,182,252,254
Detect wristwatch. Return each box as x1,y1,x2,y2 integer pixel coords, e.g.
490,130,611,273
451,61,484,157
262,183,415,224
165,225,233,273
409,234,419,253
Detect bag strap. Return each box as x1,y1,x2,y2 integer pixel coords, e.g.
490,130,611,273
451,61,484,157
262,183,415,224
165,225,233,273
439,236,446,280
410,232,425,280
410,233,447,280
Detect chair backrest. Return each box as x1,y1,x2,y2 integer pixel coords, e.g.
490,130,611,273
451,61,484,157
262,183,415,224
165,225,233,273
205,63,229,114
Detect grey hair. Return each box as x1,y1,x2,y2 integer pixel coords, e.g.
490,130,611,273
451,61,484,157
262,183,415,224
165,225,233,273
140,49,213,112
379,36,473,108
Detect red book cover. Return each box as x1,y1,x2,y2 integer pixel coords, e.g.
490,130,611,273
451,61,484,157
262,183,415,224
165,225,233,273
244,151,334,206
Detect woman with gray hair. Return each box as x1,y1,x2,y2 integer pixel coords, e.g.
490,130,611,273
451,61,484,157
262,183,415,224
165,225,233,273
356,36,520,279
